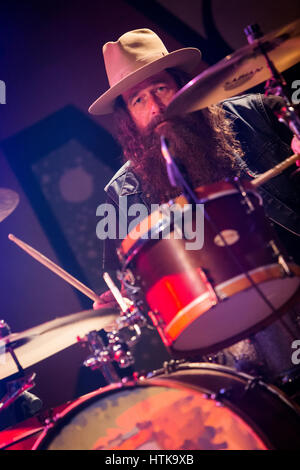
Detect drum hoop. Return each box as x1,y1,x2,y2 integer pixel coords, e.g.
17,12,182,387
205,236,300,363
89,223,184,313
164,264,300,349
148,361,300,410
198,188,262,205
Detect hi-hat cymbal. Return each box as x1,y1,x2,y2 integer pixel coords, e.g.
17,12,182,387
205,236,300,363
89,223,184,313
166,19,300,117
0,188,19,223
0,305,119,380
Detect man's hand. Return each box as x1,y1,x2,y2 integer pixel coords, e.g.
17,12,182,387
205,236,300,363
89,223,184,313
93,299,106,310
92,290,133,310
291,136,300,167
93,289,118,309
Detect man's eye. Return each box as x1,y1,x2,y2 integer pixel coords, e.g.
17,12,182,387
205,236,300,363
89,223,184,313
157,86,167,93
133,96,143,106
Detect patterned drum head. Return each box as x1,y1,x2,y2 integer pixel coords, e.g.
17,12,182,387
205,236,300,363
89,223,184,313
36,382,267,450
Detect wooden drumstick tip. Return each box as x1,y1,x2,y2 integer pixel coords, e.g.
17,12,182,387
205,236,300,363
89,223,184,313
8,234,20,244
8,233,22,246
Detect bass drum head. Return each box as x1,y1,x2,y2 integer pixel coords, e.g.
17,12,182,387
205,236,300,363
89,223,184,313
33,363,300,450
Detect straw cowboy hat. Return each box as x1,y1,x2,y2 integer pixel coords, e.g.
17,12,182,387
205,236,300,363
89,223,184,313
88,28,202,115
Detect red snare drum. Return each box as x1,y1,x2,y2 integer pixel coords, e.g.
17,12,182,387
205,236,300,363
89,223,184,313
120,180,300,356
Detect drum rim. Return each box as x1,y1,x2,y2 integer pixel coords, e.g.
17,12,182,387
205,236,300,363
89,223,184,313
161,265,300,351
165,286,300,358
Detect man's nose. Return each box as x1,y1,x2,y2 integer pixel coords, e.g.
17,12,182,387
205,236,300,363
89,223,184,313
149,95,163,115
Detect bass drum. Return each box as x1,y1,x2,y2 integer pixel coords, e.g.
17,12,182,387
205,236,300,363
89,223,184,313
33,363,300,450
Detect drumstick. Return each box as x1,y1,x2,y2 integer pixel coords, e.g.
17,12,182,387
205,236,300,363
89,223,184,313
8,234,100,302
251,153,299,188
103,272,128,313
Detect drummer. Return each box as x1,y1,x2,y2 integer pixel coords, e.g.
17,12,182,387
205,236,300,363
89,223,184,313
89,28,300,299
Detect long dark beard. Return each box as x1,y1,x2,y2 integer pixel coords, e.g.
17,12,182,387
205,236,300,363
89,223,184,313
114,100,243,205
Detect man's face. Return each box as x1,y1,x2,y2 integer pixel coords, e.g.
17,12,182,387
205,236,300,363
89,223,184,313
122,70,178,132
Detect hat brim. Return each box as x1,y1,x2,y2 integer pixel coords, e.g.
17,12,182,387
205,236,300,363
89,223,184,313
88,47,202,115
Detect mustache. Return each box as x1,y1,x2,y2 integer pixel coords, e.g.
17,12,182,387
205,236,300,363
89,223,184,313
143,114,166,136
144,113,201,140
142,115,187,157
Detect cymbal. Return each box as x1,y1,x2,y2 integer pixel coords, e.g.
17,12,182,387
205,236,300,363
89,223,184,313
0,188,19,223
166,19,300,117
0,305,119,380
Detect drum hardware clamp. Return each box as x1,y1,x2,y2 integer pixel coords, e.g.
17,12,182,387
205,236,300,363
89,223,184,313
243,376,263,394
75,270,148,379
268,240,293,276
234,179,255,214
148,310,173,346
117,268,136,287
162,359,183,375
78,329,135,373
209,387,233,403
148,310,166,328
116,248,125,265
78,304,148,380
206,352,228,365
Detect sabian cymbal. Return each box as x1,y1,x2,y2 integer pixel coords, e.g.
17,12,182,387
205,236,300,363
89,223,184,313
166,19,300,117
0,305,119,380
0,188,19,223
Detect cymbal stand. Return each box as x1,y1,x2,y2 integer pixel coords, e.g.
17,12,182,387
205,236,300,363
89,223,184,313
244,24,300,140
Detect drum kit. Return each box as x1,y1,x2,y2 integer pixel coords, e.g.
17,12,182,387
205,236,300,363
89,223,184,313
1,20,300,450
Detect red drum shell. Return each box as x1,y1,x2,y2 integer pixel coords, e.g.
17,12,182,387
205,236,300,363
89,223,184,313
121,180,300,356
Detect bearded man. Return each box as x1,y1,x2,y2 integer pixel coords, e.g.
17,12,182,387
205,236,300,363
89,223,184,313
89,29,300,381
89,28,299,271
